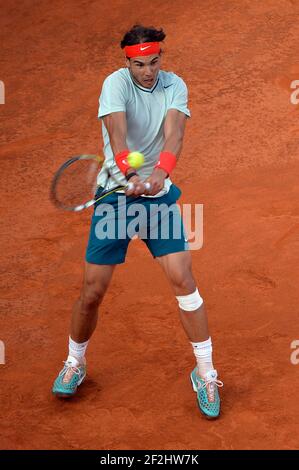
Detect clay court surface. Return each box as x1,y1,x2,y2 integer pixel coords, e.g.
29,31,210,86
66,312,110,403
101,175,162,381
1,0,299,450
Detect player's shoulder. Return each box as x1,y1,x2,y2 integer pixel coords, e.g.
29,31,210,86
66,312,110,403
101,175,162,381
102,68,130,88
158,70,188,89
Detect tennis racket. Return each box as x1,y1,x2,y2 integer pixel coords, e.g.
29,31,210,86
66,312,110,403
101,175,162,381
50,154,150,212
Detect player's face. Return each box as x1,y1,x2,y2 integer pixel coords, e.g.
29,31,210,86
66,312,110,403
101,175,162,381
126,54,161,88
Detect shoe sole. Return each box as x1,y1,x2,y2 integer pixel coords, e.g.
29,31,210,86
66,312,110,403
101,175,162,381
53,372,86,398
190,373,220,420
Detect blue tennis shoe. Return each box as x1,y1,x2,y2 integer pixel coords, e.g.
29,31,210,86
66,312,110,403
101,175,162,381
52,358,86,398
190,367,223,419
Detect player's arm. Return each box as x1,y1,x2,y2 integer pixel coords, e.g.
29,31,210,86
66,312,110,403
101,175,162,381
102,111,128,157
146,109,188,195
102,112,145,195
162,108,187,159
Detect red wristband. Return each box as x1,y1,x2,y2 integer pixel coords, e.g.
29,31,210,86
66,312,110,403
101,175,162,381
154,151,177,176
115,149,130,175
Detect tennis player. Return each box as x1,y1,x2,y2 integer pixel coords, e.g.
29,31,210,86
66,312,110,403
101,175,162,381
52,25,223,419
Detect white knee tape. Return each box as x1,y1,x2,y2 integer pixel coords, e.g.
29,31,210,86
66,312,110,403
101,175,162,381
176,288,203,311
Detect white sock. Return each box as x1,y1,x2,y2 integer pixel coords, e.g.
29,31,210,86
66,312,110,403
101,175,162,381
190,337,214,377
67,336,89,365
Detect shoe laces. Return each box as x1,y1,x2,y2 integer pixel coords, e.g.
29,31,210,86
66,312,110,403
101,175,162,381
59,361,81,382
198,375,224,402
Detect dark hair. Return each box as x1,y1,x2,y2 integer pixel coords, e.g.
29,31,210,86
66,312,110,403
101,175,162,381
120,24,166,49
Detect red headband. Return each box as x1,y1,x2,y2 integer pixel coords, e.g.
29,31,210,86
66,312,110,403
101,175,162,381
124,42,161,58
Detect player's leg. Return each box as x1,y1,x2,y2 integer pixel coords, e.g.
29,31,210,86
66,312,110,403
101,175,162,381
70,261,116,343
52,262,116,398
155,251,223,418
141,184,223,417
155,251,209,343
142,192,210,345
53,191,132,398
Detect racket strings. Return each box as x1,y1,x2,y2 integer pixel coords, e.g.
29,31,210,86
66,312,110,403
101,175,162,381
53,158,99,208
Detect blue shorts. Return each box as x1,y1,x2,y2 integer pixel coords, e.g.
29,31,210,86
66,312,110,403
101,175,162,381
85,183,189,265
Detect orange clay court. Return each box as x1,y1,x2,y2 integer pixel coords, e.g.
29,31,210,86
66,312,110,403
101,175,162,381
0,0,299,450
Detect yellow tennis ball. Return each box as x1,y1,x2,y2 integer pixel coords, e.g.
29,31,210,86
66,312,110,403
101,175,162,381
127,151,144,169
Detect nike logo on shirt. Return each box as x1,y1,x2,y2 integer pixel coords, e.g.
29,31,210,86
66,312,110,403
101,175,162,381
163,84,173,88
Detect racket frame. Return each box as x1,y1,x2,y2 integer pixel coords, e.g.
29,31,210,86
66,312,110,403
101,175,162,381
50,154,150,212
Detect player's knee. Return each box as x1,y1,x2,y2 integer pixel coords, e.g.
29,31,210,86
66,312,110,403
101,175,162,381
175,288,203,311
80,281,105,310
171,272,196,294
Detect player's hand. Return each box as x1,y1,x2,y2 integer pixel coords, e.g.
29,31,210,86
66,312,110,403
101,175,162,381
144,168,168,196
125,175,149,196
